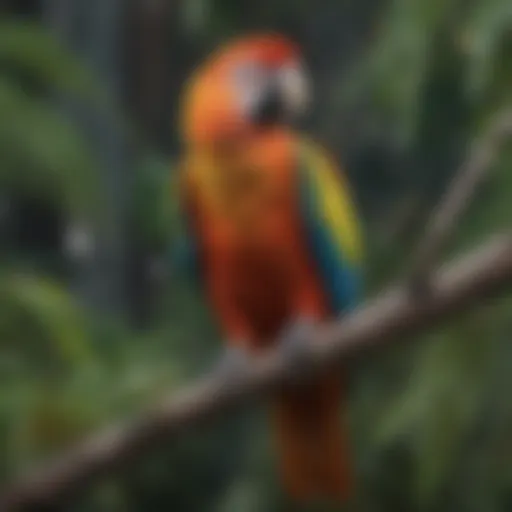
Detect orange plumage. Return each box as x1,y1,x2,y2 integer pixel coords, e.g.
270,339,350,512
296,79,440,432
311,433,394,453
178,34,359,504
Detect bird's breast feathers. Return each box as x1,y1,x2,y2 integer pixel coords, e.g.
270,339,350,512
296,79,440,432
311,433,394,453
190,154,292,241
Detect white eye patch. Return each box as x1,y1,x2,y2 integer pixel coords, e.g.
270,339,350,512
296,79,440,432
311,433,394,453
277,62,310,114
230,60,310,120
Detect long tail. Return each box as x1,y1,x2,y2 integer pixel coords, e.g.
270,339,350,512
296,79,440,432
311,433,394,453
271,372,352,503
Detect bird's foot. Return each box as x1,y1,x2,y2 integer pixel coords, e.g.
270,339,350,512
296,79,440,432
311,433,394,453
277,317,317,381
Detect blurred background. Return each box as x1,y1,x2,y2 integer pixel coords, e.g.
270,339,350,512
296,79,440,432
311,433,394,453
0,0,511,510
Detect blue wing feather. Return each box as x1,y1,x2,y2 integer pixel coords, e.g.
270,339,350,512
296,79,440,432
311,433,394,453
298,141,363,314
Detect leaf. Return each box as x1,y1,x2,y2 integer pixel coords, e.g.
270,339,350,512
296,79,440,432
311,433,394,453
461,0,512,101
0,78,105,219
0,20,108,106
0,272,93,370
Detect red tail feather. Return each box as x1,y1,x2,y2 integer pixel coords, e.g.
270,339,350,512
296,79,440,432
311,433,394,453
271,373,353,503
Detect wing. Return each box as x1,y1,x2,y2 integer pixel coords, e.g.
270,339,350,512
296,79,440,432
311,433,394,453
297,139,364,314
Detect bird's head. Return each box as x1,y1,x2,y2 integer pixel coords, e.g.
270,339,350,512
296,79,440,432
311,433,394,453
181,33,310,148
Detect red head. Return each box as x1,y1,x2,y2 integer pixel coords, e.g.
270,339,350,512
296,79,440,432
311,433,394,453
181,33,310,148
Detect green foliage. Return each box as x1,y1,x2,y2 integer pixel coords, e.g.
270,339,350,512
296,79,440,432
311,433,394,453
0,20,109,222
342,0,511,145
132,153,177,249
0,20,108,104
0,272,92,372
0,78,103,216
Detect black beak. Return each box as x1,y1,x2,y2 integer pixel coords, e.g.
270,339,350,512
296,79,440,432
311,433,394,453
249,78,286,126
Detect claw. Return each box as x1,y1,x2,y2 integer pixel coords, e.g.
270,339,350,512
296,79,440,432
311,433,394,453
277,317,317,380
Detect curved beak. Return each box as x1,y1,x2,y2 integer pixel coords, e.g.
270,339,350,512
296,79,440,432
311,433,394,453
249,78,284,125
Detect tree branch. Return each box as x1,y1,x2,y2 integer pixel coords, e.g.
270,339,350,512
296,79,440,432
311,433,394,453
408,110,512,293
1,232,511,511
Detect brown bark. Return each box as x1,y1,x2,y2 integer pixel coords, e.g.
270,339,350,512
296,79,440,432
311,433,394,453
408,110,512,293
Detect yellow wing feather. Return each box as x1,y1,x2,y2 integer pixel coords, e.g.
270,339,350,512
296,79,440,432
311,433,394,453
301,139,363,263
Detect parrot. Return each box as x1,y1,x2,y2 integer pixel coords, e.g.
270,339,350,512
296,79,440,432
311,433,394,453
175,33,363,504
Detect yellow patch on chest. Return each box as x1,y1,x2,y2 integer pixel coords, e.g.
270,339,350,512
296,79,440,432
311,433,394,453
197,159,275,233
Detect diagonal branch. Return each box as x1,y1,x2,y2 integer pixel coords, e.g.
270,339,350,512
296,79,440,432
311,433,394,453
1,232,511,511
408,110,512,293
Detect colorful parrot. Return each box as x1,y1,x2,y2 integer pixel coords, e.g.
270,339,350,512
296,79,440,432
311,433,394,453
175,33,363,504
